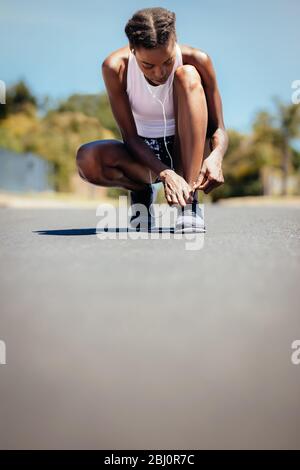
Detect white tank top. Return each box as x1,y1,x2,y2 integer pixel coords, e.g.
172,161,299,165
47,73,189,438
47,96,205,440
126,43,183,138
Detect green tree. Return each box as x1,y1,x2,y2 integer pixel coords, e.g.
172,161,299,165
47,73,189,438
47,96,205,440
55,93,122,138
0,80,37,119
252,100,300,195
273,99,300,195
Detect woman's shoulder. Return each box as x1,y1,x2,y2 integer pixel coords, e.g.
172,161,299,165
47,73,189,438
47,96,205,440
179,44,209,65
102,43,209,89
102,45,131,89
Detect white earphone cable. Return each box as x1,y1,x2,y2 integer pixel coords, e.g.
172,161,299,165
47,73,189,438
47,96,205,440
144,78,175,177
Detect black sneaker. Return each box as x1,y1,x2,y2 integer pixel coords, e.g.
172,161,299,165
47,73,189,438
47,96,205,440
129,184,158,231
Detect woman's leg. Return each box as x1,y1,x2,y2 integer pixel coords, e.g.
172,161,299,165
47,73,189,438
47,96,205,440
172,65,209,187
76,139,154,191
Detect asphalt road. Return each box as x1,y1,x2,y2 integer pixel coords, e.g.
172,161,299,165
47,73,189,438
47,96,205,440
0,204,300,449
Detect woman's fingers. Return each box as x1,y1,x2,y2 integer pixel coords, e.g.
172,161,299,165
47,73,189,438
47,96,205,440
198,176,211,191
165,189,185,207
168,187,194,207
203,180,222,194
166,193,174,205
182,185,192,203
176,191,186,207
193,170,206,190
202,181,215,193
163,172,197,207
168,189,179,205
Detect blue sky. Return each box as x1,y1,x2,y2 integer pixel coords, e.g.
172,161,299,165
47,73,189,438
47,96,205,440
1,0,299,133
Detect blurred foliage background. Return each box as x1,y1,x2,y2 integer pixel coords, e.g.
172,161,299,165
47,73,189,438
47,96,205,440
0,80,299,200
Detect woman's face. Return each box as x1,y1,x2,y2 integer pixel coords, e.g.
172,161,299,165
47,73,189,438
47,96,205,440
133,39,176,86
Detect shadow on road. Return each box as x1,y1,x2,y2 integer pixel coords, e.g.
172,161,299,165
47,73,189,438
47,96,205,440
32,227,176,235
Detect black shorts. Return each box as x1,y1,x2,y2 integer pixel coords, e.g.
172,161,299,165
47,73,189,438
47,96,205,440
139,135,175,183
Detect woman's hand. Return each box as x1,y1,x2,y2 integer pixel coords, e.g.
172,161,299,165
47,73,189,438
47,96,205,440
159,169,194,207
192,152,225,194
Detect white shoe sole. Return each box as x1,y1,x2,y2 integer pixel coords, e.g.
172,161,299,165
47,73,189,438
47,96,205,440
175,204,205,233
175,225,206,234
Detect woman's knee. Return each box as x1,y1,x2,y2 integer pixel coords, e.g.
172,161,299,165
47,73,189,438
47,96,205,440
75,140,121,182
174,65,203,92
76,143,92,181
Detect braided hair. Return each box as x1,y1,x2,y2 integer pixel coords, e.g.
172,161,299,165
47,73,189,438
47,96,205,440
124,7,177,50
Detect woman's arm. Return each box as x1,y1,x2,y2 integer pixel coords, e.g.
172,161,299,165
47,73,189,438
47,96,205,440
190,49,229,158
101,58,170,178
188,50,229,193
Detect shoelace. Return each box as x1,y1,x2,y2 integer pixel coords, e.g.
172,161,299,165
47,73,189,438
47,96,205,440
177,203,203,226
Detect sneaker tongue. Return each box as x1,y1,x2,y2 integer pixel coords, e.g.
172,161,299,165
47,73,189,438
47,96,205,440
182,207,194,217
180,201,198,215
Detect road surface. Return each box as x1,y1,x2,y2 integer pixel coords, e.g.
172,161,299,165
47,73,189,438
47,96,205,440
0,204,300,449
